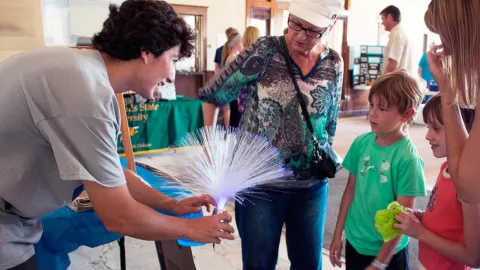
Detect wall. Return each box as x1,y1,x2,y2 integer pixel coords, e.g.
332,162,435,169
66,0,245,71
0,0,44,62
167,0,246,71
69,0,111,38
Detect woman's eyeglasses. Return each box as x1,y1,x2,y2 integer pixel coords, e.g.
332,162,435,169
288,19,328,39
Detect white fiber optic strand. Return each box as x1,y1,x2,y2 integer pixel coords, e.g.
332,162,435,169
138,126,292,210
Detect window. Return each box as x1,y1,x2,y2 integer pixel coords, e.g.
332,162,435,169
246,0,275,36
171,5,208,72
41,0,118,46
40,1,208,71
42,0,72,46
248,6,271,36
175,14,198,72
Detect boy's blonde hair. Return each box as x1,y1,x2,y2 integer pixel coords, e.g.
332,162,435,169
368,70,423,123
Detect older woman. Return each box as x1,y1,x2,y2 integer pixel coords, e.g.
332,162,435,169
424,1,480,203
200,0,344,268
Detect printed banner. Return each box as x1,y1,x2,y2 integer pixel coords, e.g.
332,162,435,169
117,98,203,155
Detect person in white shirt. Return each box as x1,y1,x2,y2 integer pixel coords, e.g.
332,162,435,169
380,5,415,75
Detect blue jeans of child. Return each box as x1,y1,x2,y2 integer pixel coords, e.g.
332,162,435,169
235,180,328,270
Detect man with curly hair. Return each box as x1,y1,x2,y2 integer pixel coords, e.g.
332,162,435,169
0,1,234,269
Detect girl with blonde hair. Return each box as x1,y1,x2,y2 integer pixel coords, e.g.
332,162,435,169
221,30,243,67
228,26,261,127
424,0,480,203
242,26,261,49
219,30,244,128
214,27,238,73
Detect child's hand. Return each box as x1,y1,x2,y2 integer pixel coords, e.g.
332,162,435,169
393,211,425,239
329,236,343,268
403,207,424,221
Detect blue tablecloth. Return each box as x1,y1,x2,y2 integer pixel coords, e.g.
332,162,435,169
34,158,203,270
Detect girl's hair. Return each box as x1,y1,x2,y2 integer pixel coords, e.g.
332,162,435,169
424,0,480,107
368,70,423,122
242,26,260,49
225,27,238,37
221,30,241,67
422,94,476,133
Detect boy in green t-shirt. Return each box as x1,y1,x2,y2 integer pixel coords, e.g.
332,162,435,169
329,71,427,270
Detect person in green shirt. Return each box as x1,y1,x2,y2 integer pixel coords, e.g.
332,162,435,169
329,70,427,270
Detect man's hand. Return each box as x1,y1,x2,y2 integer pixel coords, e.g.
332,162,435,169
394,211,425,239
183,213,235,244
166,195,217,216
365,265,379,270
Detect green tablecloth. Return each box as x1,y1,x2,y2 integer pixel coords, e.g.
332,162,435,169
117,97,204,155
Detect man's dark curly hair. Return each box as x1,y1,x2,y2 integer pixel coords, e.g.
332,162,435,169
92,0,196,61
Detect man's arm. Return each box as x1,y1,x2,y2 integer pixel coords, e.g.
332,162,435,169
123,168,215,215
123,168,173,209
384,33,404,74
385,59,399,73
33,91,233,243
83,180,235,244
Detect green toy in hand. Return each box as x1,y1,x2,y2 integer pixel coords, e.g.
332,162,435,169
375,201,408,242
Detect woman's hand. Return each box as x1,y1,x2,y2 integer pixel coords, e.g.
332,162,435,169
393,211,425,239
427,44,447,87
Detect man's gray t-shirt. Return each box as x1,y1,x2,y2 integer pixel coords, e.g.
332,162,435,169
0,47,127,269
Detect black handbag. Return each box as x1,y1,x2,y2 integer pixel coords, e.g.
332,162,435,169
278,36,343,179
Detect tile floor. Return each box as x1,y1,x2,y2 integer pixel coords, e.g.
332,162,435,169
68,117,441,270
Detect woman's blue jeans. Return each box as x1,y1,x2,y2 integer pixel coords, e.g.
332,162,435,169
235,180,329,270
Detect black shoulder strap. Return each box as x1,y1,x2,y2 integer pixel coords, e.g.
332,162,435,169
278,36,316,140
